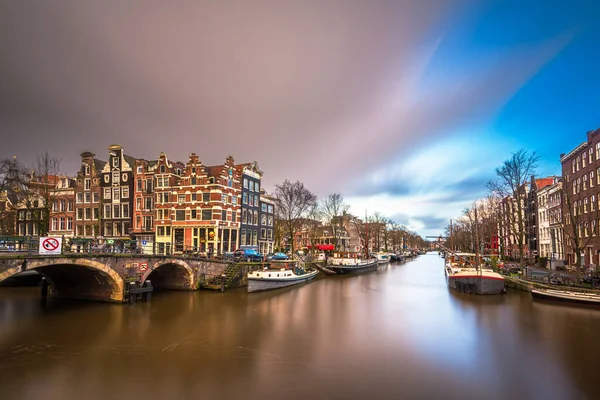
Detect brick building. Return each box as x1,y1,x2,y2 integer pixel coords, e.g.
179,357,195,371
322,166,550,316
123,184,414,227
100,145,136,239
133,158,157,252
48,177,75,239
560,128,600,266
259,191,275,254
153,152,184,255
74,152,105,238
236,162,262,249
547,181,565,265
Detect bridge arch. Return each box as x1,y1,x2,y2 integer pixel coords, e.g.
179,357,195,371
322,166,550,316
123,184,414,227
4,258,124,302
142,259,195,290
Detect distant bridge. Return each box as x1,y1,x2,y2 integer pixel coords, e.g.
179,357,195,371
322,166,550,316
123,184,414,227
0,254,230,302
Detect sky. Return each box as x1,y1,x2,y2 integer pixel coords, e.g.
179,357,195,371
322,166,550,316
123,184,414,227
1,0,599,238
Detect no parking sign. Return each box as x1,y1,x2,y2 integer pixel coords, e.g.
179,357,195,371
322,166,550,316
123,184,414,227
39,237,62,255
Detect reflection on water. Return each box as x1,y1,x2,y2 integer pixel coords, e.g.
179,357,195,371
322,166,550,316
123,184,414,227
1,253,599,399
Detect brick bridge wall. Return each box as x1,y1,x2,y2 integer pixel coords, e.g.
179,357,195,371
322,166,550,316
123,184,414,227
0,255,229,303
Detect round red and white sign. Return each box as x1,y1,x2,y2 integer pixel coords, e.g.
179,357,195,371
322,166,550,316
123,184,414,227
42,238,60,251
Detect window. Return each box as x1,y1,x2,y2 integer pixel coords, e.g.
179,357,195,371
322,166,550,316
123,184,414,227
191,209,197,219
160,165,166,173
592,195,596,211
231,212,236,223
203,193,210,202
158,226,165,236
166,226,171,236
243,192,248,204
137,165,143,174
268,205,273,213
104,174,110,183
583,154,587,168
112,157,119,167
576,156,581,171
584,197,588,213
92,193,99,203
573,181,577,195
191,177,197,185
268,229,272,240
589,148,594,164
104,188,111,200
146,179,153,192
84,178,91,190
85,208,91,220
136,198,142,211
144,216,153,230
156,176,163,188
572,160,576,174
268,216,273,226
261,214,266,225
75,208,82,220
249,181,254,192
93,208,99,220
261,228,266,239
232,196,237,205
222,210,227,221
253,210,258,225
176,210,185,220
202,209,212,220
243,178,248,188
262,203,267,212
112,171,120,183
113,204,121,218
122,204,129,218
76,193,82,203
191,193,197,201
145,197,153,210
112,187,120,201
85,165,90,175
178,194,185,204
137,179,143,191
67,218,72,230
255,183,260,192
594,220,597,236
222,194,227,203
583,175,588,190
104,204,111,219
241,229,246,245
85,192,91,203
51,218,58,231
243,209,247,224
591,171,595,188
121,187,129,198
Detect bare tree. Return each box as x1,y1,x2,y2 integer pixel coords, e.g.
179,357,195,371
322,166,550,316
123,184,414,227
321,193,349,251
273,180,317,254
305,203,323,255
561,180,599,281
22,152,65,236
487,149,539,266
0,157,28,235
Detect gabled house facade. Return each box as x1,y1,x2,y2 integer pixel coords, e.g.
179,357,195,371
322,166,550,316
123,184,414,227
100,145,136,239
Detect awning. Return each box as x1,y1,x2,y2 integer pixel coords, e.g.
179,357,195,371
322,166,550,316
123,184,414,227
317,244,334,251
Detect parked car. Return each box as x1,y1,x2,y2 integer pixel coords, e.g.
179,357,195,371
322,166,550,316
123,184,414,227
233,248,264,262
270,252,289,261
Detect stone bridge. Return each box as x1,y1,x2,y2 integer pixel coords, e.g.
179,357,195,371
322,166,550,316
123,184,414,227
0,254,230,302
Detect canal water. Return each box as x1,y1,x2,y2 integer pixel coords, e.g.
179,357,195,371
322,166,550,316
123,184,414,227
1,253,599,399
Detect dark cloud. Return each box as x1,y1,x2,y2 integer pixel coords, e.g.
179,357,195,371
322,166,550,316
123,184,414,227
0,0,570,205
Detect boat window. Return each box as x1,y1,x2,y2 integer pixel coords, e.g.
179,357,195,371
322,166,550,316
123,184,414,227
268,274,271,277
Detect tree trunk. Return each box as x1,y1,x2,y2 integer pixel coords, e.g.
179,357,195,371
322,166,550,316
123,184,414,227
575,250,582,283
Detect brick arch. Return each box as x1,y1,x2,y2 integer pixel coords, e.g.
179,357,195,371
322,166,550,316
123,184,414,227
20,258,124,302
141,258,194,289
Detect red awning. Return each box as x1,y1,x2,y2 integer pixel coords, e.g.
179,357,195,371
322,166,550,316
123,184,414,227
317,244,334,251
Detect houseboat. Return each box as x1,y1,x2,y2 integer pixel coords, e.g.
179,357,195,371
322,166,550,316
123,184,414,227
247,260,319,293
444,252,505,295
327,251,378,274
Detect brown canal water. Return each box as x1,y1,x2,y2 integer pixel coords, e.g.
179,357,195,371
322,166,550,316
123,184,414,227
1,252,599,400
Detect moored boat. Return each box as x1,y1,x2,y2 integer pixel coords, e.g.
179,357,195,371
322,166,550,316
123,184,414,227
532,288,600,306
247,260,319,293
374,252,391,265
444,252,505,295
328,251,378,274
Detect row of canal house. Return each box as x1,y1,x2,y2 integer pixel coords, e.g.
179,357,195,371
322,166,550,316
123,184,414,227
13,144,275,255
495,127,600,268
